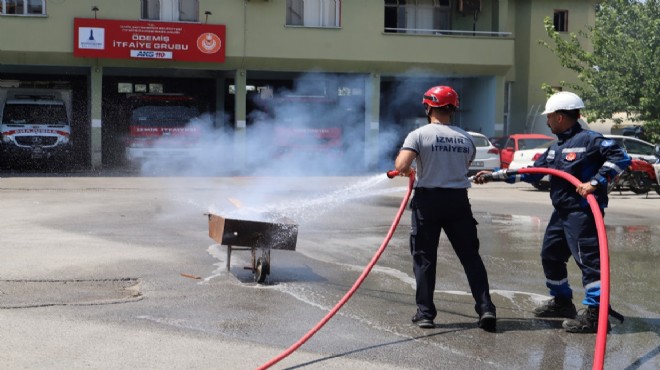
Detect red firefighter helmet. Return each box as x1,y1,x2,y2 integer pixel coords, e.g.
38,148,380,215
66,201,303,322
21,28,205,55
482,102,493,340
422,86,459,108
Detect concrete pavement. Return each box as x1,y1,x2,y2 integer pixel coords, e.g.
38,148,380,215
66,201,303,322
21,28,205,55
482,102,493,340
0,174,658,369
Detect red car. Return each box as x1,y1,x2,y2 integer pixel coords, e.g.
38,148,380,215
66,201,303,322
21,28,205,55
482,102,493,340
496,133,554,169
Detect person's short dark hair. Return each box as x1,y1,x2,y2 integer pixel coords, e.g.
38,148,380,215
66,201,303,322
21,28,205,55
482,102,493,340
556,109,580,120
431,105,457,114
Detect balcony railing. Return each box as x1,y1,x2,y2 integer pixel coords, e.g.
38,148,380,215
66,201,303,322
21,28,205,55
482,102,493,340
384,27,512,38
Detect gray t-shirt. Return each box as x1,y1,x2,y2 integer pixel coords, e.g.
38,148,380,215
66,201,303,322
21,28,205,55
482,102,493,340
401,124,475,189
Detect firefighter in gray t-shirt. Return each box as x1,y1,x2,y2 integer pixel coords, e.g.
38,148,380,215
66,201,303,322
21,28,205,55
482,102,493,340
394,85,496,332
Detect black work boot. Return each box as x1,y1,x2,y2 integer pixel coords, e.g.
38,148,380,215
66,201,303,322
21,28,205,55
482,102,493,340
533,297,577,318
562,306,611,333
478,311,497,332
411,312,434,329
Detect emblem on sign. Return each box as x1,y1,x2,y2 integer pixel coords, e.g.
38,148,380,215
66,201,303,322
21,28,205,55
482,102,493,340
565,152,577,161
197,33,222,54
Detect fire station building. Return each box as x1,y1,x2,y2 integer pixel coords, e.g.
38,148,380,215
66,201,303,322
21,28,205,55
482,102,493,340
0,0,596,173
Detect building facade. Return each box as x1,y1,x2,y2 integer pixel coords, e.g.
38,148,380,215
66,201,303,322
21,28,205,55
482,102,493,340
0,0,596,173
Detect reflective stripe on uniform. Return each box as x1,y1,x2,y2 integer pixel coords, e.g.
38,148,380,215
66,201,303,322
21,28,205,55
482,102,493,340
585,280,601,290
602,161,624,174
546,277,569,286
562,147,586,153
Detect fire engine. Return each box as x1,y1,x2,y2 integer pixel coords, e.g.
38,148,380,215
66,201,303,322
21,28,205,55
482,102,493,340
124,93,203,166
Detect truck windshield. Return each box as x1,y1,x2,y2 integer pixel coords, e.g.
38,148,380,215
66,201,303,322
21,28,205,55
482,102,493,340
2,103,68,125
131,105,200,127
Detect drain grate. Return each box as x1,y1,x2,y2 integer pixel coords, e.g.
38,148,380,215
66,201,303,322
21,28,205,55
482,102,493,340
0,278,142,309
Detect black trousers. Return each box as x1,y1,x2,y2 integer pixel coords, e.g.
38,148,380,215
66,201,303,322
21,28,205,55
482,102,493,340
410,188,495,319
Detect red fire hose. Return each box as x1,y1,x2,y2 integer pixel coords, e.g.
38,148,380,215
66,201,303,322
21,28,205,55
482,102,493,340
513,167,610,370
259,168,610,370
257,170,415,370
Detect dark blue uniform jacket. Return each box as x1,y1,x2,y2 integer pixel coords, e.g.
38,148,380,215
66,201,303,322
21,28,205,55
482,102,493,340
510,123,631,210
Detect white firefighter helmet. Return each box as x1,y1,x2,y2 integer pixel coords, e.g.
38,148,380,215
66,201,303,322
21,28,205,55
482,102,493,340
541,91,585,115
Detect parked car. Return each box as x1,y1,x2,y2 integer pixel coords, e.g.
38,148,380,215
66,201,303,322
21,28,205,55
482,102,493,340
622,125,644,139
609,135,659,162
497,133,554,169
508,134,660,190
489,136,507,150
467,131,500,175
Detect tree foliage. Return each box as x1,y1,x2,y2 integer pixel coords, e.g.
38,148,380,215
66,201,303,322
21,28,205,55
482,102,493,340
539,0,660,143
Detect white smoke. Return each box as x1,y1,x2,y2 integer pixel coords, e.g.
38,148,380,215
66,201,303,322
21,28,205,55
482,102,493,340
135,72,408,177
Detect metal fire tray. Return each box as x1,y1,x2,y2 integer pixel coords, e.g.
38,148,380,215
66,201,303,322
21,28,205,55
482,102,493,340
207,212,298,283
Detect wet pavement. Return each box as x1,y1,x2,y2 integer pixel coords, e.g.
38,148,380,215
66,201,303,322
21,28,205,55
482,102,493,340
0,173,658,369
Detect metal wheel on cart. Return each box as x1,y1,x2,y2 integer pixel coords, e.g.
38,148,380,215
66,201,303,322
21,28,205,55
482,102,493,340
255,258,269,283
254,248,271,284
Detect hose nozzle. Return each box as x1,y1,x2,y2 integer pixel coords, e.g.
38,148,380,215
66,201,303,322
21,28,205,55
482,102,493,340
472,169,517,182
386,170,400,179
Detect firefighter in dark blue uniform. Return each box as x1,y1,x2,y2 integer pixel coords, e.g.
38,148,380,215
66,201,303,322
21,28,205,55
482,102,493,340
475,91,630,333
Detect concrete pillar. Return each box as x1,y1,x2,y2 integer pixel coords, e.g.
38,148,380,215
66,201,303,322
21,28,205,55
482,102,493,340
494,75,506,135
496,0,509,33
215,76,226,130
90,66,103,169
234,69,247,173
364,73,381,171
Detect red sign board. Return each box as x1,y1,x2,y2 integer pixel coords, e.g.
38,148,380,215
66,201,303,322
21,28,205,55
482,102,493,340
73,18,225,63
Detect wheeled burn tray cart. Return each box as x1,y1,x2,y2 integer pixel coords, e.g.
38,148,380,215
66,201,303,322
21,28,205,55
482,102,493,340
207,212,298,283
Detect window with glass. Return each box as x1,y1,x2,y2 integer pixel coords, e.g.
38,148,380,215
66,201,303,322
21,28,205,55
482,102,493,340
141,0,198,22
2,103,68,125
131,105,200,127
553,9,568,32
622,138,655,156
286,0,341,27
1,0,45,15
384,0,451,33
470,135,490,148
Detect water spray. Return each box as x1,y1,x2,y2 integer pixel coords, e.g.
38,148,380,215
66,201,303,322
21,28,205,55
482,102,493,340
257,170,415,370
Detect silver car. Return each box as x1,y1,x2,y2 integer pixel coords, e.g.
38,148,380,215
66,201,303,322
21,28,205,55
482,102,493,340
467,131,501,176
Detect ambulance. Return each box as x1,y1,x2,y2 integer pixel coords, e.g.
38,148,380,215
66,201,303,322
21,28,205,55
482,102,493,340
0,87,73,165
